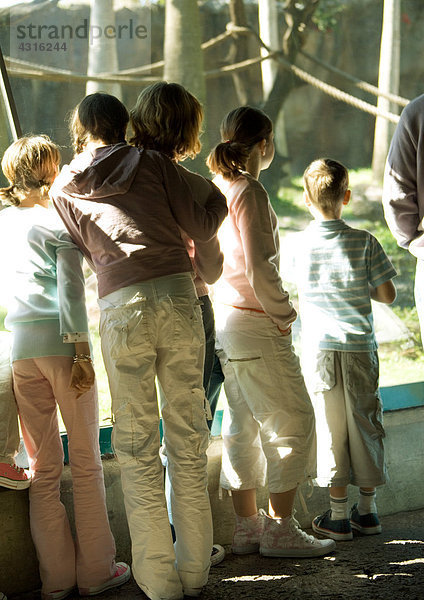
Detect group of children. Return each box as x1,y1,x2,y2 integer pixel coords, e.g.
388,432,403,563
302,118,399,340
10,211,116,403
0,82,396,600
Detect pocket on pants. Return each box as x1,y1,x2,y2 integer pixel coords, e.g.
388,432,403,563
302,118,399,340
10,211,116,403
313,351,336,393
346,352,384,438
170,297,204,347
189,387,210,456
100,300,149,359
346,352,379,396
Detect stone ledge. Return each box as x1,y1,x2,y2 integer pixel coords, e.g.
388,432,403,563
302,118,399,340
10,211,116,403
2,406,424,595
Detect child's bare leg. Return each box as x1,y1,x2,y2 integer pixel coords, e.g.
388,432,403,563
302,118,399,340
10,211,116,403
231,488,257,516
269,487,297,518
329,485,348,498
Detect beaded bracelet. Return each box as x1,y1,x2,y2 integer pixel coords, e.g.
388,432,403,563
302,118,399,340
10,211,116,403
73,354,92,364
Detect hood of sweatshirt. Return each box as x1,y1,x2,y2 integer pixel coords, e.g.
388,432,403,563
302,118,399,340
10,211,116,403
57,143,141,201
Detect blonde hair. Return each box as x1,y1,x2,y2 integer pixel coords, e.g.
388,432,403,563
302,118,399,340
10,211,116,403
129,82,203,161
0,135,61,207
207,106,273,180
303,158,349,215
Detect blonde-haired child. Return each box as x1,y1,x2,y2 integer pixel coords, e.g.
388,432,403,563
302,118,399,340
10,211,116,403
0,135,129,600
287,157,396,540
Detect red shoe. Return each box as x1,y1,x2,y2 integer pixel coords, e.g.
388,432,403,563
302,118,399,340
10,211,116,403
78,562,131,596
0,462,31,490
41,586,75,600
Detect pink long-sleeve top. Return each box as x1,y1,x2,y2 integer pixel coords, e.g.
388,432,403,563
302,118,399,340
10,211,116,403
51,144,227,298
213,172,297,331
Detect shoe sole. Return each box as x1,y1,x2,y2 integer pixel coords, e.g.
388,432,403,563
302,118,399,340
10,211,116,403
232,543,259,555
351,521,382,535
41,588,75,600
79,564,131,596
312,522,353,541
260,541,336,558
0,476,31,490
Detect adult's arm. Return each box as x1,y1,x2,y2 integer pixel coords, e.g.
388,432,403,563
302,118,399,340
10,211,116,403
382,98,424,248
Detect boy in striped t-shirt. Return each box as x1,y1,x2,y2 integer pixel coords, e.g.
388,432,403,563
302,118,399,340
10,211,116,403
286,158,396,541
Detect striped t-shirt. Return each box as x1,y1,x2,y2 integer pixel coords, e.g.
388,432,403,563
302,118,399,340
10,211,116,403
286,219,397,351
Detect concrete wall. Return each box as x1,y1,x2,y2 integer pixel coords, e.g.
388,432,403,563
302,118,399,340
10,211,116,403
2,406,424,596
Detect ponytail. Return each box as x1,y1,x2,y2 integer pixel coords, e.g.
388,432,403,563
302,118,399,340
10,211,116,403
207,141,250,181
207,106,273,180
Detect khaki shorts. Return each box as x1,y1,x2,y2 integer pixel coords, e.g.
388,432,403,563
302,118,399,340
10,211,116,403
303,349,386,488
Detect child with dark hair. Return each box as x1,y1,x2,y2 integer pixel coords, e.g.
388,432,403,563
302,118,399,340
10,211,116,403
286,158,396,540
207,107,335,558
0,135,129,600
51,92,227,600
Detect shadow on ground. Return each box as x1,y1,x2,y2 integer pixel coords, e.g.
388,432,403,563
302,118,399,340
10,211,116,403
10,509,424,600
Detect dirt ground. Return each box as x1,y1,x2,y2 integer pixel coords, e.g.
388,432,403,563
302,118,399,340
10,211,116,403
10,508,424,600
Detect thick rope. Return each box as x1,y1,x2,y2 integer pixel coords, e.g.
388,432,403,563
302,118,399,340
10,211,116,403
300,49,409,107
229,23,401,123
5,56,160,85
4,21,403,122
278,55,400,123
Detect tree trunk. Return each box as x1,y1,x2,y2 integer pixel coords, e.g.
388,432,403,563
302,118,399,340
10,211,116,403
86,0,121,98
164,0,208,173
258,0,289,174
164,0,206,104
227,0,257,105
371,0,401,183
261,0,319,194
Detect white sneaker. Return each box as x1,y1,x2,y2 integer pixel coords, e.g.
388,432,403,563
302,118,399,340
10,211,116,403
211,543,226,566
232,508,267,554
260,514,336,557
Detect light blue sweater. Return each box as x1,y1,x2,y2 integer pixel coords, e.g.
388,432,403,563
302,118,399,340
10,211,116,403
0,205,89,361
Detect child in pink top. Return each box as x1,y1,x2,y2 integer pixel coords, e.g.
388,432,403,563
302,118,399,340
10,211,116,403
208,106,335,558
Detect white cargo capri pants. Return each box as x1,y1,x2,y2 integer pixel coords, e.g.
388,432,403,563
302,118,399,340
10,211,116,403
99,273,213,600
215,307,316,493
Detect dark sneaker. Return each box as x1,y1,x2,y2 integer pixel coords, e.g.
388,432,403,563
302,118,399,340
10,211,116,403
211,544,225,566
312,509,353,541
350,503,382,535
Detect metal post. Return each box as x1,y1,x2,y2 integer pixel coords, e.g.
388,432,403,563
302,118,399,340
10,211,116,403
0,43,22,141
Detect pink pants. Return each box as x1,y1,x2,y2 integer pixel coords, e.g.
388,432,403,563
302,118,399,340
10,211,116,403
12,356,116,594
